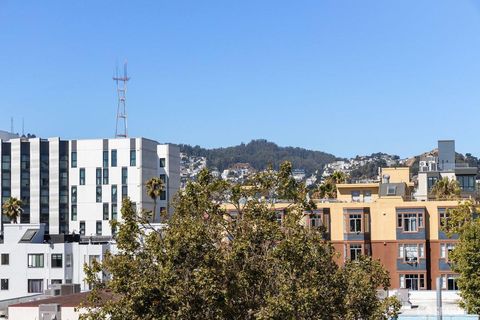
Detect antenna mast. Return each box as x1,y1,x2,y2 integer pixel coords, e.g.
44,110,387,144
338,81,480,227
113,61,130,138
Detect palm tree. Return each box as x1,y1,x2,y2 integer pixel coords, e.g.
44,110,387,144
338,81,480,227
145,177,165,222
315,171,348,199
2,197,23,224
430,177,461,200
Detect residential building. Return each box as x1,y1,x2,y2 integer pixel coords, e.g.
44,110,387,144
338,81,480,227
416,140,478,201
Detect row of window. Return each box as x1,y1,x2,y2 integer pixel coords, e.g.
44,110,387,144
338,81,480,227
71,149,166,169
398,274,458,291
0,279,67,293
0,253,71,268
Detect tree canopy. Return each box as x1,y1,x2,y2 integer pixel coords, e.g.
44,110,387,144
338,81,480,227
80,162,398,320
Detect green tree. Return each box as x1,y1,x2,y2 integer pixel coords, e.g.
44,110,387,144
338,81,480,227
145,177,165,222
80,162,398,320
430,177,461,200
2,197,23,224
442,200,480,313
315,171,347,199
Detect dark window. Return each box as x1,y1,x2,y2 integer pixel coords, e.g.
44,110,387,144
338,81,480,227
79,168,85,185
111,185,117,203
96,186,102,203
51,254,63,268
96,168,102,185
1,279,8,290
130,150,136,166
1,254,9,265
80,221,85,235
103,203,109,220
349,214,362,233
103,168,109,185
427,177,438,191
159,174,166,183
71,186,77,204
71,152,77,168
96,221,102,235
103,150,108,168
28,279,43,293
159,158,166,168
51,279,62,285
350,244,362,260
122,167,128,185
122,185,128,201
111,149,117,167
457,175,476,192
160,190,166,201
111,204,118,220
71,204,77,221
28,254,44,268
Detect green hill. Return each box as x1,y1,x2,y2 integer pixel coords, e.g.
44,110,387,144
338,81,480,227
179,139,338,175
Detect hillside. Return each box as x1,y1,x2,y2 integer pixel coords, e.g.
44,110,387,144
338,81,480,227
179,139,338,175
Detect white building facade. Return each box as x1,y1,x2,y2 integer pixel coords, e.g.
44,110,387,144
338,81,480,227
0,136,180,302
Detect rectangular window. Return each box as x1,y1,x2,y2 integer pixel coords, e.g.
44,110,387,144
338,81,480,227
0,279,8,290
351,191,361,202
387,186,397,195
130,150,136,166
96,168,102,185
71,151,77,168
111,204,118,220
103,150,108,168
397,212,424,232
350,244,362,261
427,177,438,191
96,186,102,203
1,254,9,265
111,185,117,203
441,274,459,290
159,158,166,168
103,203,109,220
79,168,85,185
160,190,166,201
400,274,426,290
28,254,44,268
159,174,166,183
349,214,362,233
80,221,85,235
71,204,77,221
71,186,77,204
103,168,109,185
96,221,102,236
111,149,117,167
28,279,43,293
51,279,62,285
122,167,128,185
65,254,72,268
440,243,456,261
310,212,323,228
399,244,424,262
51,254,63,268
122,185,128,201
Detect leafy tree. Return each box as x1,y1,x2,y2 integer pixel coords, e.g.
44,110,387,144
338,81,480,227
430,177,461,200
80,162,398,320
2,197,23,224
442,200,480,313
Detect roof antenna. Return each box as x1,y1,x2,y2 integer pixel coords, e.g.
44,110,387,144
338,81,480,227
10,117,14,134
22,117,24,136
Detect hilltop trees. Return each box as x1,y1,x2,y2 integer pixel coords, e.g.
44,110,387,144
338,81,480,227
80,162,398,320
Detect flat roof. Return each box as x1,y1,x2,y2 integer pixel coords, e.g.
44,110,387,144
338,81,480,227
9,291,111,308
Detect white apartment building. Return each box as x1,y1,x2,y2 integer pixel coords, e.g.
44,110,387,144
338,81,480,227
0,136,180,302
0,137,180,236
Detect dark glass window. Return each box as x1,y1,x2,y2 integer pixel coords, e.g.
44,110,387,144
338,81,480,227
111,185,117,203
79,168,85,185
111,149,117,167
1,279,8,290
130,150,136,166
122,167,128,185
103,203,109,220
71,152,77,168
51,254,62,268
71,186,77,204
349,214,362,233
103,168,109,185
1,254,9,265
28,279,43,293
111,204,118,220
159,158,166,168
80,221,85,235
103,150,108,168
71,204,77,221
96,168,102,185
122,185,128,201
96,221,102,235
96,186,102,203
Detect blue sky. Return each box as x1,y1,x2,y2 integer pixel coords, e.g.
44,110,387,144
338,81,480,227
1,1,480,158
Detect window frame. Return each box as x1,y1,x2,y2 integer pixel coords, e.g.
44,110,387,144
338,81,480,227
0,278,8,291
27,253,45,268
398,243,425,263
397,212,424,233
51,254,63,268
1,253,9,265
27,279,44,293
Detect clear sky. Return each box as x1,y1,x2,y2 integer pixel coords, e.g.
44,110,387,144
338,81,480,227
1,1,480,158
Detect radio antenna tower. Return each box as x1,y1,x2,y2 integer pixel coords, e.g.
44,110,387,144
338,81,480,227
113,60,130,138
